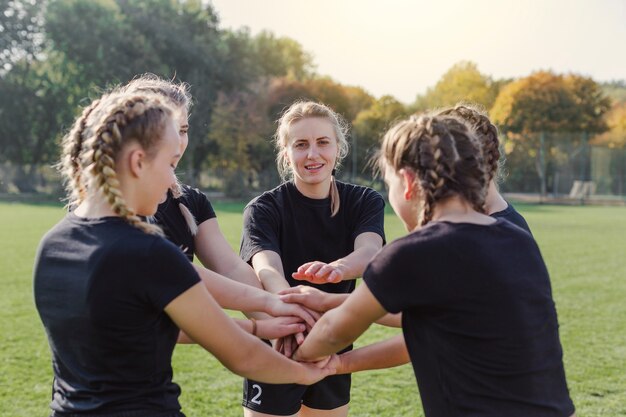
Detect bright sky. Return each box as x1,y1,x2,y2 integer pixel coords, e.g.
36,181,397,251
209,0,625,104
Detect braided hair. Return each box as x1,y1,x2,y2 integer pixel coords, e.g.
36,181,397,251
119,74,198,234
275,101,350,217
437,104,502,183
60,92,175,235
379,114,488,226
60,99,102,206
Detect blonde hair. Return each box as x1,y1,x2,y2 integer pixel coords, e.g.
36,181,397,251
60,92,176,235
379,114,488,226
118,74,198,234
275,101,349,217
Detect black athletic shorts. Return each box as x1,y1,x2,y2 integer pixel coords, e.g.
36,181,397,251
242,372,351,416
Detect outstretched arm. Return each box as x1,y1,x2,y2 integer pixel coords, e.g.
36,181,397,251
195,218,264,289
165,282,334,385
279,285,402,327
332,334,410,374
293,281,387,362
292,232,382,284
193,265,316,328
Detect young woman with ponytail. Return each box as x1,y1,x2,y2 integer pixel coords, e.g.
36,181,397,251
33,92,335,417
239,101,385,417
294,114,575,417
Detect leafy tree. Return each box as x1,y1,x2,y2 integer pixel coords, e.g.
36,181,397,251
491,71,610,195
0,55,80,191
251,30,315,80
206,90,271,196
0,0,46,71
413,61,499,111
592,102,626,149
351,95,407,178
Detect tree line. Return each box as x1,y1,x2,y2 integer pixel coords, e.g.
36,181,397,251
1,0,625,196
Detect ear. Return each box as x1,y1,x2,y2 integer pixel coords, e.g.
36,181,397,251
128,148,147,178
400,169,417,201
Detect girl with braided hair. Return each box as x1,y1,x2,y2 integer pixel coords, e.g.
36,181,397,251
436,103,531,233
239,101,385,417
119,74,318,337
293,114,575,417
33,92,335,417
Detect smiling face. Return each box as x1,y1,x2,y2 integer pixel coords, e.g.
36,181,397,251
285,117,338,198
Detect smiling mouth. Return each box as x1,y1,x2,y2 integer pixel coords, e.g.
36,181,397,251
305,164,324,171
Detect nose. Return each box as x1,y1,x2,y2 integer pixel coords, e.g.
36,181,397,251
307,144,319,159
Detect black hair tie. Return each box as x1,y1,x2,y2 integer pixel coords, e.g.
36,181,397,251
332,168,336,176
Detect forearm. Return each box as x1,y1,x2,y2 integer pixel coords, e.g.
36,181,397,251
221,258,264,290
195,265,271,313
331,244,380,281
257,267,291,294
375,312,402,327
337,334,409,374
295,307,366,361
321,293,349,311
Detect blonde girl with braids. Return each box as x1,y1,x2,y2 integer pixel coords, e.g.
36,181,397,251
437,103,531,232
294,114,575,417
239,101,385,417
119,74,318,336
33,92,335,417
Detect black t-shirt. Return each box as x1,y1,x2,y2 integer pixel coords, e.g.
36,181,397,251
491,202,532,234
240,180,385,294
153,184,216,261
33,213,200,415
364,220,574,417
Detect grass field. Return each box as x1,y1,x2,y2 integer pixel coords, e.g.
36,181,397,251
1,201,625,416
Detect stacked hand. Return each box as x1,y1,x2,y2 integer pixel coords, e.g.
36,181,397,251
292,261,345,284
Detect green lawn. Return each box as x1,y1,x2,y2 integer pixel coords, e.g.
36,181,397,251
0,201,624,416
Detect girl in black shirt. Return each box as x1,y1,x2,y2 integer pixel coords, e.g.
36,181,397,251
294,115,574,417
240,101,385,417
118,75,316,332
34,91,334,417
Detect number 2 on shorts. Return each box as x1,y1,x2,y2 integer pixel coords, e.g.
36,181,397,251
251,384,262,405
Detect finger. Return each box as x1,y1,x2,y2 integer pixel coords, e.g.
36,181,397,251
327,270,342,283
277,316,303,325
296,262,315,274
303,306,322,321
284,336,294,358
282,324,306,338
292,272,314,282
304,262,324,276
274,338,284,353
315,264,334,278
278,286,304,295
290,304,317,327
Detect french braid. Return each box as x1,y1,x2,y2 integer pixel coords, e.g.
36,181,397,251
75,93,174,235
379,115,488,227
438,104,501,183
119,74,193,228
59,99,102,206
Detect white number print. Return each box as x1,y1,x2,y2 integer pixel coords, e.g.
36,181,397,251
251,384,262,405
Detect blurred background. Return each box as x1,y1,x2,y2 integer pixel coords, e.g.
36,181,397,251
1,0,624,202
